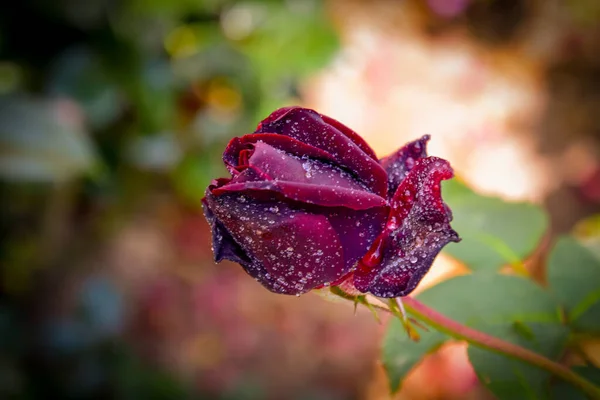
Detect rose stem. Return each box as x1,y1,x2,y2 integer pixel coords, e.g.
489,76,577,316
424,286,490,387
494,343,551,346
401,296,600,400
329,288,600,398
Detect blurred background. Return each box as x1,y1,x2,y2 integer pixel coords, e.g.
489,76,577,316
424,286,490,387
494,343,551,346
0,0,599,399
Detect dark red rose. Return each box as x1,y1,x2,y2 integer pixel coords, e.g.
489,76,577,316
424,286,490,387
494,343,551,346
202,107,460,297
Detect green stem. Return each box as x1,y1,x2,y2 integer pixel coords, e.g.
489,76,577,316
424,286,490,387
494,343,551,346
401,296,600,400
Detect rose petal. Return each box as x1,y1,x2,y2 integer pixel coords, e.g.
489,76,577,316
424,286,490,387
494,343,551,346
213,141,387,210
223,133,337,173
256,107,379,161
319,114,379,161
202,197,250,265
203,192,348,295
212,181,387,210
255,106,297,128
379,135,430,199
245,141,369,190
321,206,388,282
353,157,460,297
254,107,388,198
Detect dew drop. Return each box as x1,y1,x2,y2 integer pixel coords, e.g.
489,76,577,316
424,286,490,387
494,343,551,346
302,161,313,178
360,235,385,269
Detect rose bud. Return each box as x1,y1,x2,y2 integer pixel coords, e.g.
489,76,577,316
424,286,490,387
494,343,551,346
202,107,460,297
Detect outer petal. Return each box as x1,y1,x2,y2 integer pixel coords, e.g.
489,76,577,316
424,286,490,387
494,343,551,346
203,190,348,295
202,195,250,265
223,133,337,173
257,107,379,161
379,135,430,199
321,205,388,278
213,141,387,210
254,107,388,198
353,157,460,297
319,114,379,161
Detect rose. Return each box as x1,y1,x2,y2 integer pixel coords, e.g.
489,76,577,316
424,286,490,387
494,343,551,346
202,107,460,297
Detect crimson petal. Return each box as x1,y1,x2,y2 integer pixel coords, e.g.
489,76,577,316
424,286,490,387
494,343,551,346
203,191,348,295
213,141,387,210
213,181,387,210
257,107,378,161
320,206,388,284
202,197,250,265
223,133,338,173
353,157,460,297
379,135,430,199
319,114,379,161
254,107,388,198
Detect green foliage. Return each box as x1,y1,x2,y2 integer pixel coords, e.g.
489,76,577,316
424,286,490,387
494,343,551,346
172,152,227,207
383,182,600,399
382,320,446,392
548,237,600,333
551,367,600,400
231,0,339,119
419,274,568,400
442,179,548,273
237,0,339,76
417,274,562,325
467,323,568,399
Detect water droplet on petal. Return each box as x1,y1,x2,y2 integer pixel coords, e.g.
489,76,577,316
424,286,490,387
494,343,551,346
302,161,313,178
360,235,385,269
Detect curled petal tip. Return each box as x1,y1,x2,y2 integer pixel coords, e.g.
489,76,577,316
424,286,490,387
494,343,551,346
353,156,459,298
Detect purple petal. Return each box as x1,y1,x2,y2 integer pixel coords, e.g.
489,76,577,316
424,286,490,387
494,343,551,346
202,196,250,265
255,107,388,198
213,141,387,210
213,181,386,210
319,114,379,161
353,157,460,297
379,135,430,199
203,191,348,295
315,205,388,286
257,107,379,161
223,133,337,174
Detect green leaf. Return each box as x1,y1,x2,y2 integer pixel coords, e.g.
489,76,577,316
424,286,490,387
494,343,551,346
442,179,548,272
550,366,600,400
548,236,600,333
417,273,569,399
382,319,447,393
468,323,568,400
417,273,562,324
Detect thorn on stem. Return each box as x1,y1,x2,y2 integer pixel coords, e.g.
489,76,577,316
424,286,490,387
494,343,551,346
389,298,421,341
